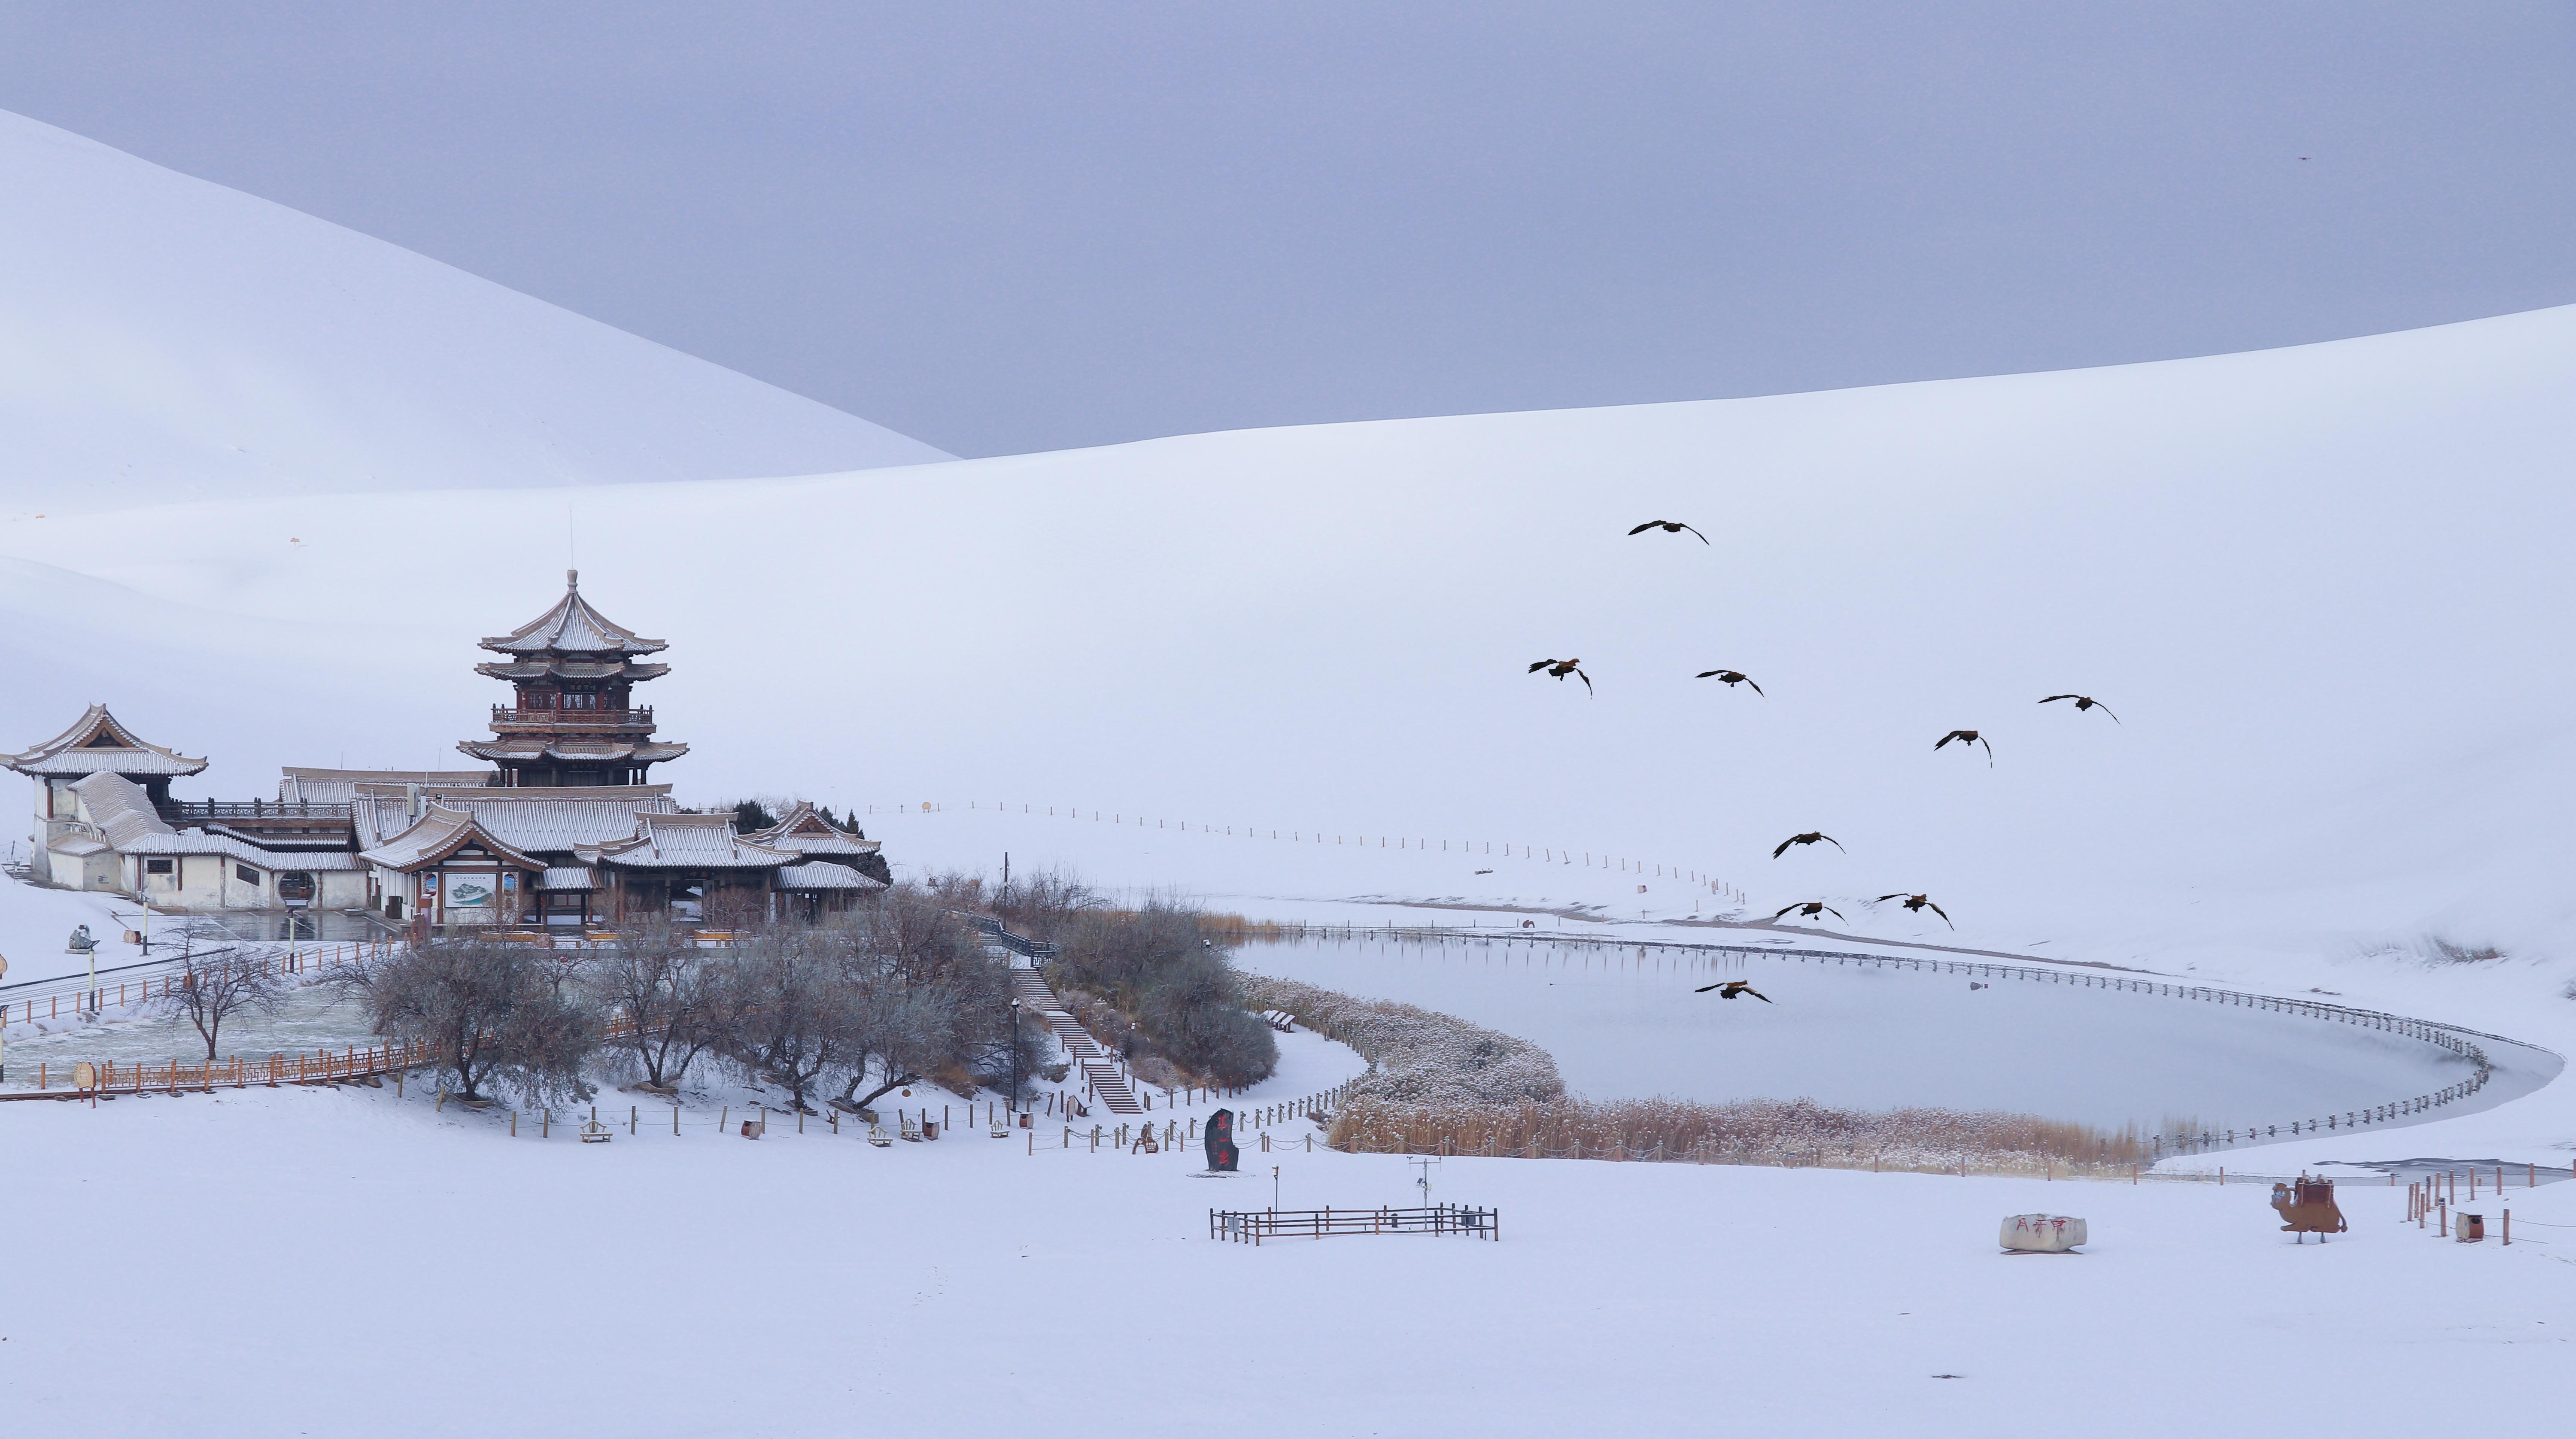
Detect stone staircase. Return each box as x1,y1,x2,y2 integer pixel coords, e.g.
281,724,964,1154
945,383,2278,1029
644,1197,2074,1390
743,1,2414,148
1010,965,1142,1115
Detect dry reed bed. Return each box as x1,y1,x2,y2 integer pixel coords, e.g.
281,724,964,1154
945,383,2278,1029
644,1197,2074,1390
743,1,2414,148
1326,1095,2149,1171
1244,976,2147,1172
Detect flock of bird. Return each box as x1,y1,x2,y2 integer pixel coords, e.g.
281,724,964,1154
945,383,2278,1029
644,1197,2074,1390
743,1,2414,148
1528,519,2123,1007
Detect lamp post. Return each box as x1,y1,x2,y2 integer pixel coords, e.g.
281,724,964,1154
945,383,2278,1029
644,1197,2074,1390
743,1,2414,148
1009,996,1022,1102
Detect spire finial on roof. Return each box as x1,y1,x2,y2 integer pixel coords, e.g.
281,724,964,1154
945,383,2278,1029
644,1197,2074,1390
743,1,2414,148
568,568,579,590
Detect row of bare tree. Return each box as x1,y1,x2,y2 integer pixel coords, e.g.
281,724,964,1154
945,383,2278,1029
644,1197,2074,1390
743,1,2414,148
167,886,1045,1108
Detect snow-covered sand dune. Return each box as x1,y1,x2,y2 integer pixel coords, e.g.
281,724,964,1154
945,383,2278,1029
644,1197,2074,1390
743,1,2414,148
5,289,2572,1171
0,107,949,516
8,301,2567,978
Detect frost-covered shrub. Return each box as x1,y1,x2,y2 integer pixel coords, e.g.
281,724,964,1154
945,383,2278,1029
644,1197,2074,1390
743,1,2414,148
1241,977,1564,1107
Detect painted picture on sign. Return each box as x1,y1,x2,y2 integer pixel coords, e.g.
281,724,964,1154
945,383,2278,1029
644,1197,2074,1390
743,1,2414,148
446,877,494,908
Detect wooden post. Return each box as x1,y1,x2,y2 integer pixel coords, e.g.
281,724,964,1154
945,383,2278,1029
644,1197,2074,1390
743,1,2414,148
510,1111,517,1136
631,1105,638,1135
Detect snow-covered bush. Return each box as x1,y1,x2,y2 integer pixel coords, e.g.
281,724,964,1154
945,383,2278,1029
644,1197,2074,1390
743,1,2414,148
1240,977,1564,1107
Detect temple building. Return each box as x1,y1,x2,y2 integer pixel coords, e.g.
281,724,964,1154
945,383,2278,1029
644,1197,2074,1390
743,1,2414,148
459,570,690,787
8,575,885,928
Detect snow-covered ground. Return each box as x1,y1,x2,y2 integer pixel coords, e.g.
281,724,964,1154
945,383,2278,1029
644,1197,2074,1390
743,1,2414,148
3,1083,2568,1436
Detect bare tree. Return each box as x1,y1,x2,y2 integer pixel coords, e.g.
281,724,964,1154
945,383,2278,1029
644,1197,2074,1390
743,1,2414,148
712,925,851,1112
585,920,725,1090
829,891,1015,1110
155,949,291,1060
344,940,599,1105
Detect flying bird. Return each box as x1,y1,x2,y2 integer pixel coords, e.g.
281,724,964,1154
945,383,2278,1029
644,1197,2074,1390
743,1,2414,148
1695,670,1763,694
1527,658,1591,693
1935,729,1993,765
1773,901,1844,923
1877,893,1953,928
1771,832,1843,859
1693,979,1773,1003
1627,519,1708,544
2039,694,2120,723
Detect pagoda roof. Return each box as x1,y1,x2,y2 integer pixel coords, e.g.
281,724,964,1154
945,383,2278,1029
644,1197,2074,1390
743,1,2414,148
743,802,882,858
577,812,799,871
359,805,549,873
5,705,208,779
473,659,670,682
457,740,690,765
479,570,668,657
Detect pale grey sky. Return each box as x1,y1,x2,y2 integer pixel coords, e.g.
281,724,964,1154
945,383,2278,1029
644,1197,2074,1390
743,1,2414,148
3,3,2570,458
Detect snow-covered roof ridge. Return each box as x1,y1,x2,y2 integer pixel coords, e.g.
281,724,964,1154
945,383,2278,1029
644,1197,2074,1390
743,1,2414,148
4,704,208,778
742,801,882,857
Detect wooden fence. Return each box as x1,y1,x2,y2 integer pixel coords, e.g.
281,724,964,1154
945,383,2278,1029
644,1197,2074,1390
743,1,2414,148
2,1038,443,1102
1210,1203,1499,1244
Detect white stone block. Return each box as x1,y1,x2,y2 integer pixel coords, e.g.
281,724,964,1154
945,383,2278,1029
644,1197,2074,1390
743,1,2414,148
2000,1213,2087,1252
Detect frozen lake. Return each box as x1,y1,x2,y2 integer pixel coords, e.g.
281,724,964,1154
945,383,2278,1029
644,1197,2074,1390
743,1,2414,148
1234,935,2511,1136
2,984,375,1089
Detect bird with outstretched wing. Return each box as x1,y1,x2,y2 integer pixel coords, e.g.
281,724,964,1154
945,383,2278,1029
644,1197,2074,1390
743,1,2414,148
1527,658,1591,693
1877,892,1953,928
1693,979,1773,1003
1627,519,1709,544
1935,729,1993,765
2040,694,2119,723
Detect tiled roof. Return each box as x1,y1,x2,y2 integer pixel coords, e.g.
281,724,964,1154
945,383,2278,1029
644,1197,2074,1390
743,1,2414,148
473,659,670,682
358,805,546,872
478,570,668,657
778,862,884,891
5,705,208,778
352,790,678,855
580,812,797,870
457,740,691,765
539,866,600,890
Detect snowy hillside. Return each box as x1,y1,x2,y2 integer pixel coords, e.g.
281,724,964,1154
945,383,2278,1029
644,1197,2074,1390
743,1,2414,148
0,108,949,516
5,305,2575,989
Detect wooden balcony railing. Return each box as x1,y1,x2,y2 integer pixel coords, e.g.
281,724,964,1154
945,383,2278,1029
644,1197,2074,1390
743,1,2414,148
490,706,654,727
158,799,352,822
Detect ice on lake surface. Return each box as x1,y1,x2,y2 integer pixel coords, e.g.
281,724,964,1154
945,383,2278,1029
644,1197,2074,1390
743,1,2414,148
1234,935,2502,1134
2,985,377,1085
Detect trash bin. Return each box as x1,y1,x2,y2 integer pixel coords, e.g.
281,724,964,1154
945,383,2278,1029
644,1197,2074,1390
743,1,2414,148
922,1121,939,1140
2458,1213,2485,1242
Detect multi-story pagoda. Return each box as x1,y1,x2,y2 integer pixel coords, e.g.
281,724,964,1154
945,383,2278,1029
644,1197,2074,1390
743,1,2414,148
459,570,690,787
